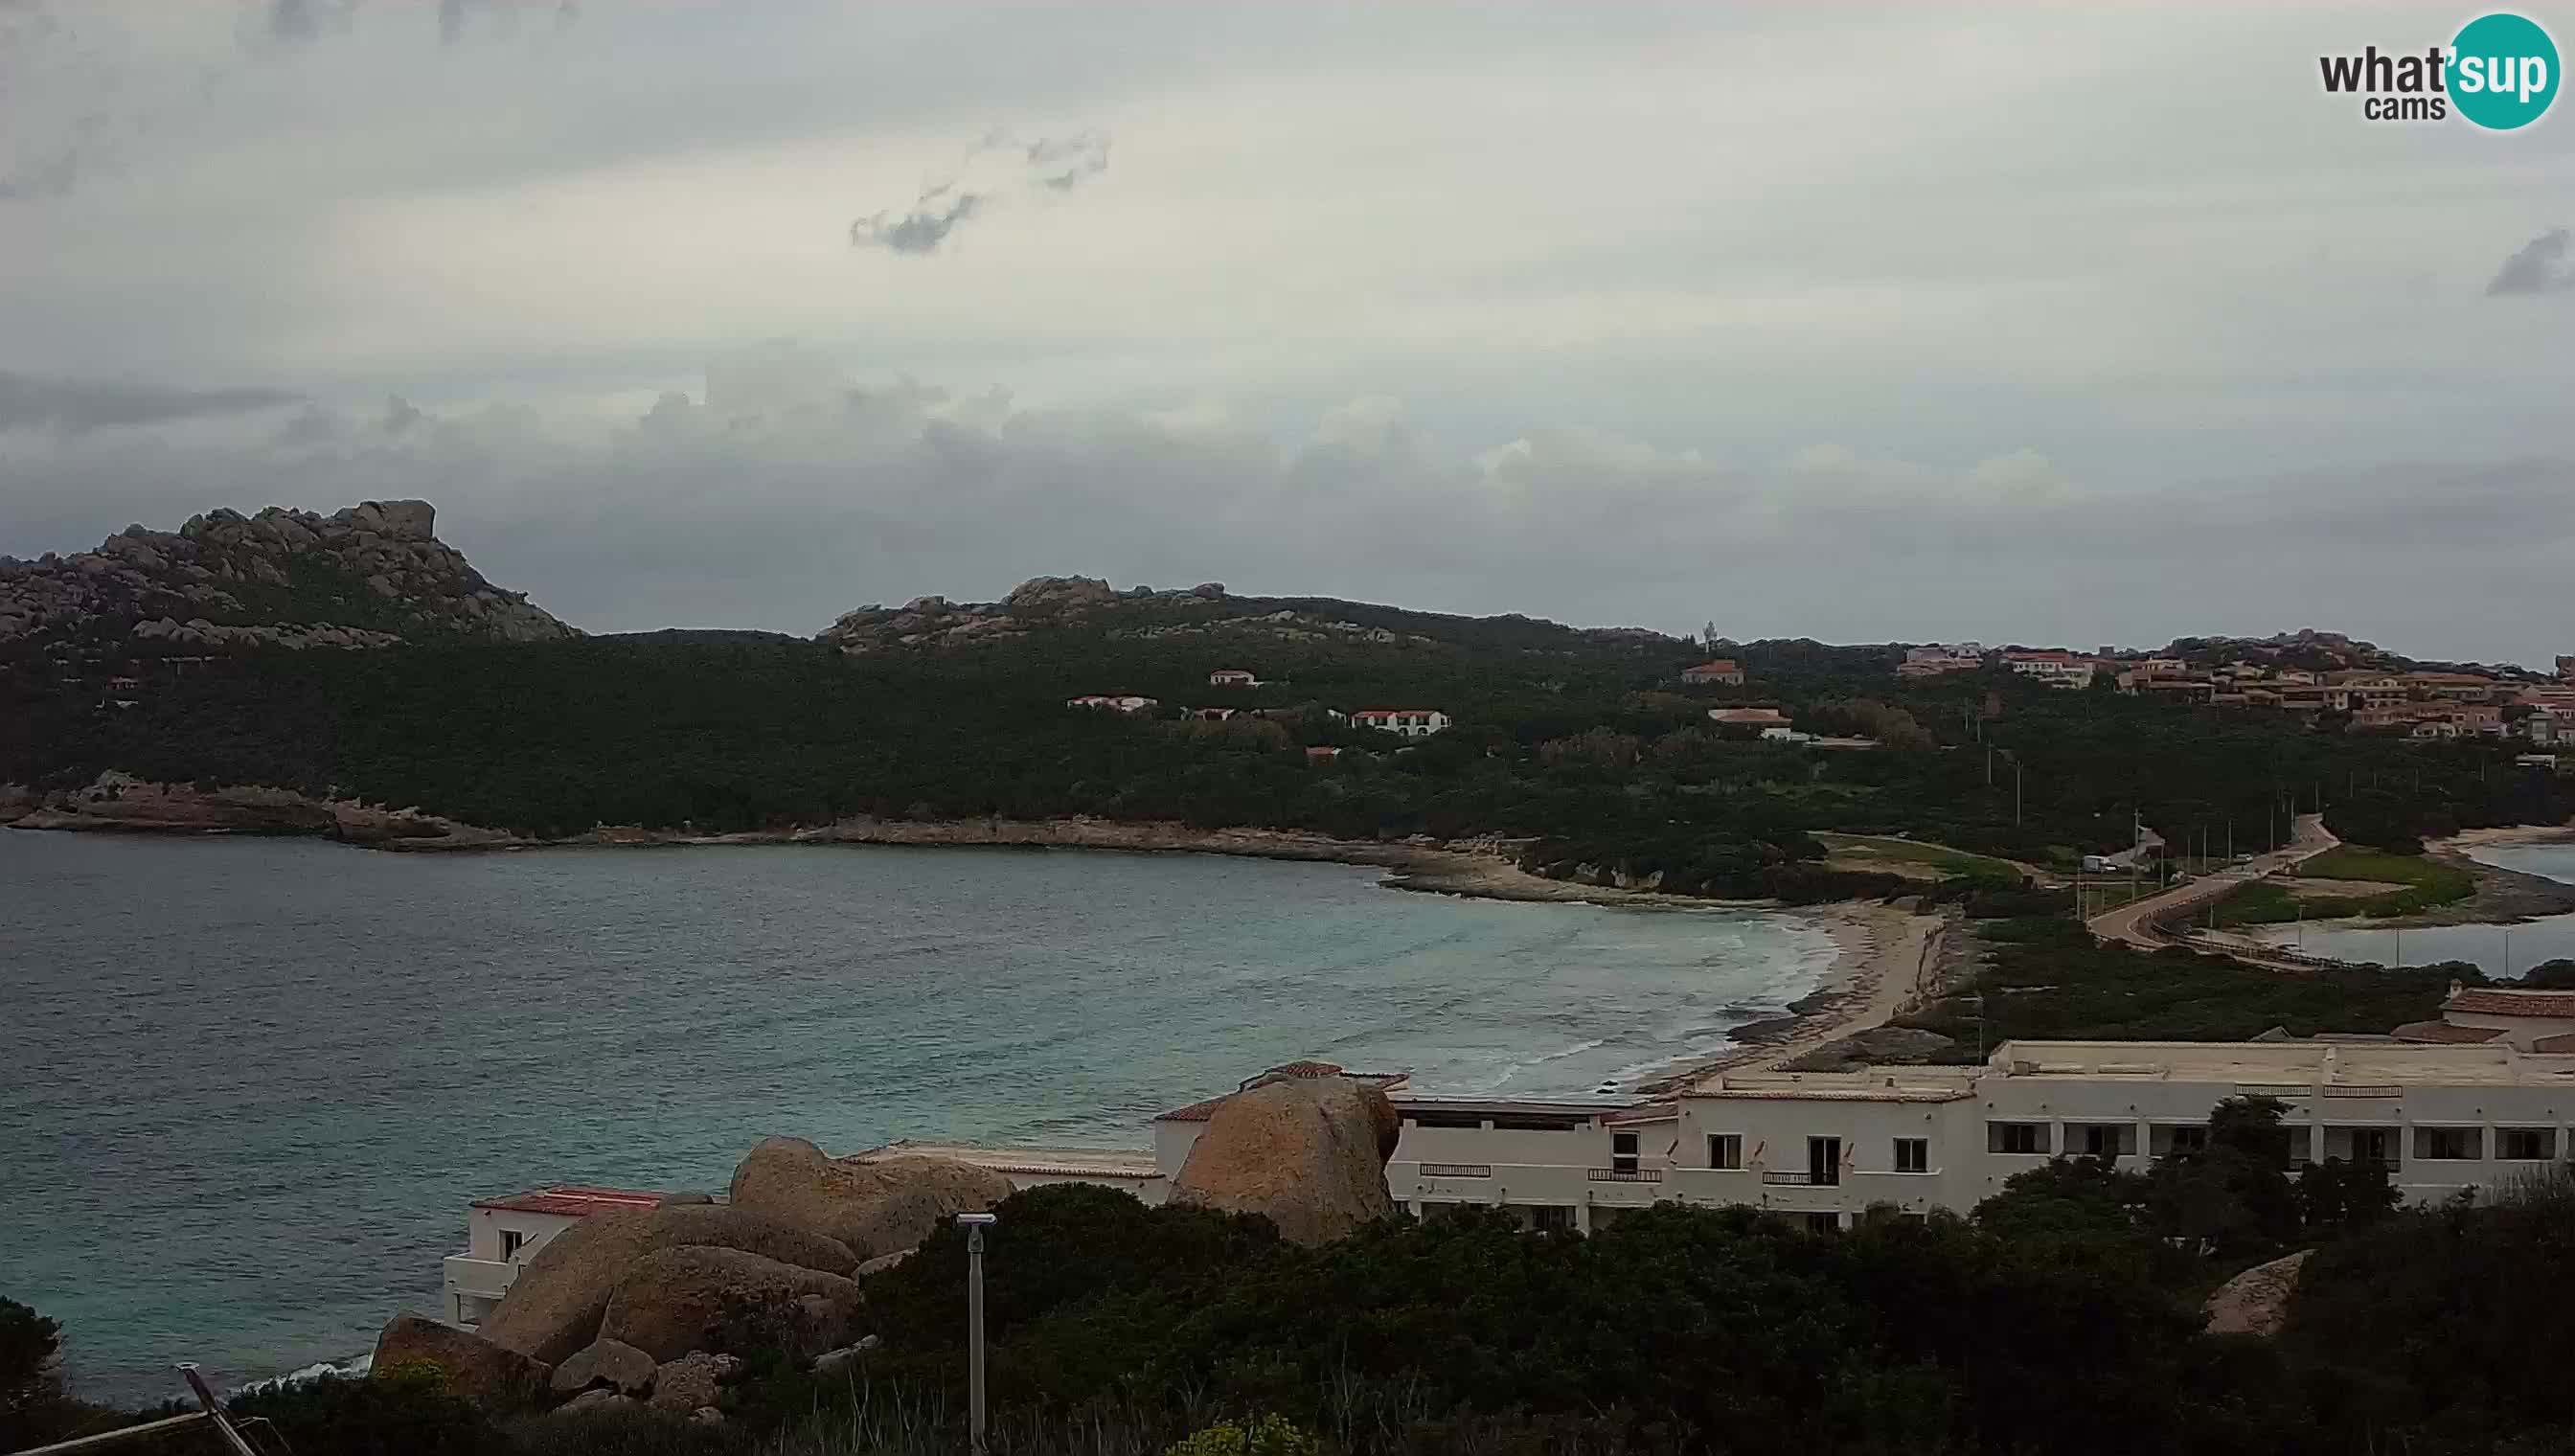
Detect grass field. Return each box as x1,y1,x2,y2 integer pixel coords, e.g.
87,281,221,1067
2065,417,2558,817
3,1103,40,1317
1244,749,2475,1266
2210,848,2476,928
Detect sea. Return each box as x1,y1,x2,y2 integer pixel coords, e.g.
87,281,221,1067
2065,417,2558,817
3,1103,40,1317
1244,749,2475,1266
2262,843,2575,972
0,830,1837,1405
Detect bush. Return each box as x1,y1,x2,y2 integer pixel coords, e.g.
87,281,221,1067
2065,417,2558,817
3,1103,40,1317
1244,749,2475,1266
1163,1414,1319,1456
225,1369,510,1456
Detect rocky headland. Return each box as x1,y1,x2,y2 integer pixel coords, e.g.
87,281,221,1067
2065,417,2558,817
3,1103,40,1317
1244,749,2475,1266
0,498,575,652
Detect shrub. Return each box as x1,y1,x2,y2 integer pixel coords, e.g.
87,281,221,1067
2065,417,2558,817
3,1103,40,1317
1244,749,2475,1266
1163,1413,1319,1456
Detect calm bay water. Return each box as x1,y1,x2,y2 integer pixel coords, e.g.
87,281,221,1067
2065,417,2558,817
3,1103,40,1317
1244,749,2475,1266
0,830,1833,1403
2265,844,2575,971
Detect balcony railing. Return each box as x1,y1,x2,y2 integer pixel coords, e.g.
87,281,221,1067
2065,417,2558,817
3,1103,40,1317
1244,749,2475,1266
2323,1084,2403,1099
442,1255,517,1300
1761,1171,1836,1186
1586,1167,1663,1182
1418,1163,1493,1178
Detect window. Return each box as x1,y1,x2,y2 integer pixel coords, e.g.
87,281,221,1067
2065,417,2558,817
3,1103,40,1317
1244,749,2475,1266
1612,1130,1639,1174
1708,1134,1743,1170
2076,1123,2134,1158
1893,1137,1929,1173
2499,1128,2555,1161
2416,1126,2481,1161
1809,1136,1842,1187
499,1230,528,1261
1988,1122,2049,1155
1530,1205,1575,1234
2349,1128,2393,1165
2166,1126,2208,1155
1803,1212,1841,1235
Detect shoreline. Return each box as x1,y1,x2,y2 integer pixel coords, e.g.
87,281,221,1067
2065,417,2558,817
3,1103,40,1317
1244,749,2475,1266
1633,899,1949,1094
0,777,1758,910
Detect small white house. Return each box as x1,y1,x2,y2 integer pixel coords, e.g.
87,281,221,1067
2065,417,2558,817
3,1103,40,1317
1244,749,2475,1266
1208,670,1259,688
444,1186,670,1327
1068,694,1158,714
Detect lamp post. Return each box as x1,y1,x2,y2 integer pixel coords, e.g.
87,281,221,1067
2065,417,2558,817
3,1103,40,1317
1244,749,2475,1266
957,1212,998,1455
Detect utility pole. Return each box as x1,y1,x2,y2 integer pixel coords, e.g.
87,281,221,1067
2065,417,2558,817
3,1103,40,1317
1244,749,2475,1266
957,1212,997,1454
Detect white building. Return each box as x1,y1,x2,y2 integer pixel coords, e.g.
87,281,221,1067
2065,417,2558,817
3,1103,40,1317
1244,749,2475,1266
1208,670,1259,688
1352,709,1451,738
1385,1040,2575,1232
1067,694,1158,714
443,1186,671,1327
2003,651,2098,690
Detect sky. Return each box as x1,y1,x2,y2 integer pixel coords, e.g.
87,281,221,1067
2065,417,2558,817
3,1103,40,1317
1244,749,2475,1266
1,3,2570,664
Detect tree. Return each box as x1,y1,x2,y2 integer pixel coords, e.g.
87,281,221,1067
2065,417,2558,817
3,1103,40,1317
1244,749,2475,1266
0,1298,68,1451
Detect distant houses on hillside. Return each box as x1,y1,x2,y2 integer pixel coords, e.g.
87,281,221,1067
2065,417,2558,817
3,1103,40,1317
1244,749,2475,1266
1351,709,1451,738
1679,659,1744,686
1067,694,1157,714
1207,669,1259,687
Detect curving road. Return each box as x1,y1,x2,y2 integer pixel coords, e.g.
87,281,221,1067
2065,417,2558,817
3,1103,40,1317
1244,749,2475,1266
2086,813,2338,952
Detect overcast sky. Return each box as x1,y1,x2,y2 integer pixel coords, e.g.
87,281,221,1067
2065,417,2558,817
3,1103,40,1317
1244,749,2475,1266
2,3,2570,664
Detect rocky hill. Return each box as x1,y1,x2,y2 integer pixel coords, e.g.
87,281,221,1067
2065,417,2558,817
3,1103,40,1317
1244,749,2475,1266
0,499,575,654
817,574,1683,655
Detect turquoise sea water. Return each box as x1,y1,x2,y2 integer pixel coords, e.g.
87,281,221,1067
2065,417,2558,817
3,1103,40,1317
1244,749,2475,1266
0,830,1834,1404
2261,844,2575,972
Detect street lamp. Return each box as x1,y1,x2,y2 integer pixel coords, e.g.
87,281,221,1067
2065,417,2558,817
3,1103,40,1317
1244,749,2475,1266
956,1212,998,1455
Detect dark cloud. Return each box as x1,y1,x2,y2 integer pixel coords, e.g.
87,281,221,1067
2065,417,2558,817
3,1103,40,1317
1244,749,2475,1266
264,0,355,46
851,130,1109,254
2487,228,2573,296
0,371,302,433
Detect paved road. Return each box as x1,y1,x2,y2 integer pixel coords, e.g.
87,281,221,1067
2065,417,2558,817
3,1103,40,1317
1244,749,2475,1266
2086,814,2337,951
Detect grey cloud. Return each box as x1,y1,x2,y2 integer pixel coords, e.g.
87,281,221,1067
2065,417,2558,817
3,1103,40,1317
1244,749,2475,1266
6,353,2571,666
439,0,576,45
264,0,354,45
851,130,1109,254
2487,228,2573,296
0,370,301,433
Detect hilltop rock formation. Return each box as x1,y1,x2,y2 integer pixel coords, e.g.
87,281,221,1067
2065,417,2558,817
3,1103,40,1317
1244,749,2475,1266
727,1137,1015,1259
1169,1071,1398,1246
0,499,575,651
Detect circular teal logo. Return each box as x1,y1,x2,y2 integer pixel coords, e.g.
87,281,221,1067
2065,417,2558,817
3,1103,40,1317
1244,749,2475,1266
2450,12,2559,129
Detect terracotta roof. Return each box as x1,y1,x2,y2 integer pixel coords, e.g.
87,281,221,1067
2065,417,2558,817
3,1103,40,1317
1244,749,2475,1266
1684,660,1740,672
1152,1093,1233,1124
472,1186,669,1218
2389,1020,2504,1044
2444,989,2575,1018
2534,1033,2575,1054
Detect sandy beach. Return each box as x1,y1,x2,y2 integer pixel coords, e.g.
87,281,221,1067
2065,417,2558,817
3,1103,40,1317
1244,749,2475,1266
1633,899,1948,1092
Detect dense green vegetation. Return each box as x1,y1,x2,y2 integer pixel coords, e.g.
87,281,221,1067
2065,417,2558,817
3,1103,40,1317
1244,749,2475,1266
1900,908,2462,1052
8,599,2568,899
18,1130,2575,1456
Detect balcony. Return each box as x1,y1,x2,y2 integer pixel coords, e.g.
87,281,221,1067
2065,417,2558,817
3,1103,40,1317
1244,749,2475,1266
1762,1171,1819,1186
1418,1163,1493,1178
1587,1167,1664,1183
443,1255,518,1302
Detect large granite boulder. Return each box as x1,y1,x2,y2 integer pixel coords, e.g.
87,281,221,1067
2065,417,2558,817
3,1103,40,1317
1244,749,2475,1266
727,1138,1015,1259
597,1246,862,1362
648,1352,743,1415
643,1202,857,1276
480,1200,862,1365
1169,1075,1395,1246
477,1210,657,1365
371,1314,552,1408
550,1337,658,1398
2203,1249,2313,1337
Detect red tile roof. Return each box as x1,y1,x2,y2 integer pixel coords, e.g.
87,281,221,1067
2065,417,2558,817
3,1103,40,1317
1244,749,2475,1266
472,1186,669,1218
2444,989,2575,1018
2534,1032,2575,1054
1684,660,1740,672
2389,1020,2504,1044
